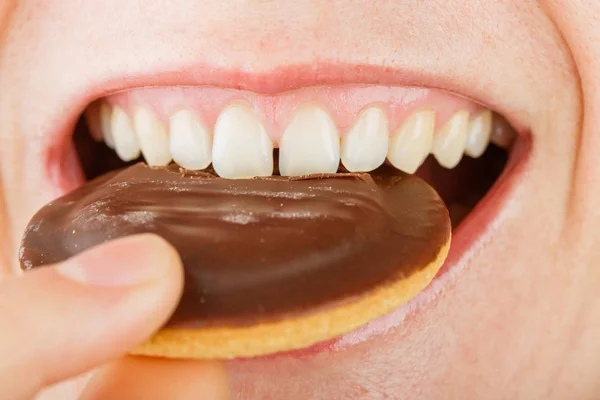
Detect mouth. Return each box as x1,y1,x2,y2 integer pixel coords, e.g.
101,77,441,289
74,83,517,227
41,68,524,359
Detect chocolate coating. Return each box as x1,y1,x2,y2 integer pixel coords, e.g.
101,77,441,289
20,163,450,328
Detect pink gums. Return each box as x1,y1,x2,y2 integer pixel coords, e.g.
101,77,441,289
103,85,483,144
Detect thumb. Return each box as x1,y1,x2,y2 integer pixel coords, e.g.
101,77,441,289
0,233,183,399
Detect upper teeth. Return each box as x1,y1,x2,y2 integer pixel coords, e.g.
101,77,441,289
110,106,140,162
464,109,492,158
432,110,470,169
133,107,172,167
387,109,435,174
212,102,273,179
279,104,340,177
169,109,213,171
341,106,388,173
99,102,115,149
86,102,498,178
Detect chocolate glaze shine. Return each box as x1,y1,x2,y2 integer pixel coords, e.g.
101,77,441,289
20,163,450,328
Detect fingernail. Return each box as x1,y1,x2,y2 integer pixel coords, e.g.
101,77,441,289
56,234,176,286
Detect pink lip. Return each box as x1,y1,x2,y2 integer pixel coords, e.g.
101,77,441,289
82,63,527,133
44,61,531,361
87,62,481,96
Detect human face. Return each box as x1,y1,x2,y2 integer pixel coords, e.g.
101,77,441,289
1,1,599,398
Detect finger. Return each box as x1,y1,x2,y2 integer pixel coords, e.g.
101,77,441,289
0,234,183,399
80,356,228,400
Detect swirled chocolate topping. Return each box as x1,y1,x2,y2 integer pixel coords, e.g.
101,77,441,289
19,163,450,327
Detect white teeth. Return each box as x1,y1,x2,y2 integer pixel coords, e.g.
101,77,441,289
465,110,492,158
432,110,470,169
279,105,340,176
341,107,388,172
84,104,103,142
212,102,273,178
387,110,435,174
133,107,172,167
110,106,141,162
99,99,489,175
99,103,115,149
170,110,212,170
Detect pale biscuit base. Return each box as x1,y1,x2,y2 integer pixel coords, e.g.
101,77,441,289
131,239,450,360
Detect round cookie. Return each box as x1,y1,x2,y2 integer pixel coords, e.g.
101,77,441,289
20,163,451,359
132,241,449,359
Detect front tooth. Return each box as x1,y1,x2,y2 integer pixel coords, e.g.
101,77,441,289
110,106,140,162
432,110,470,169
279,104,340,176
387,109,435,174
341,106,388,172
465,109,492,158
212,102,273,178
170,110,212,170
99,103,115,149
133,107,172,167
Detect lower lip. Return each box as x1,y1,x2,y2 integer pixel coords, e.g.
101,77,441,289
233,136,530,362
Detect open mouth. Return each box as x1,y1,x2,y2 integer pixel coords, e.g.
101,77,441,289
74,85,517,229
27,82,524,359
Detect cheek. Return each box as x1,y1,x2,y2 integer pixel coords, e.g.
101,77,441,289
226,272,569,399
226,202,574,399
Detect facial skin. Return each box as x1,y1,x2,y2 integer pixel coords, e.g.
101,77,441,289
1,1,600,399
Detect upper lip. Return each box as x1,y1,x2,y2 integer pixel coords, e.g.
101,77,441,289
85,61,486,96
66,61,528,140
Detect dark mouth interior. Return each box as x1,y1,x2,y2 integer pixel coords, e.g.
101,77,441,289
72,114,510,228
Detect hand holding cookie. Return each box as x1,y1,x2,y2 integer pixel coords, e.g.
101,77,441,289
0,235,227,399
